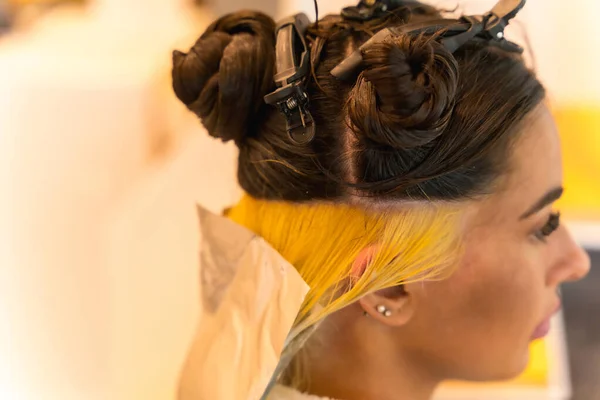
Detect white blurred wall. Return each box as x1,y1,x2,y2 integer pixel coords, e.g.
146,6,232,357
0,2,240,399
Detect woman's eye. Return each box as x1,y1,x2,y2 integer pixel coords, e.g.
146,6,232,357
534,212,561,242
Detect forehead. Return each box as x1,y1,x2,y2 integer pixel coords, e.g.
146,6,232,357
507,105,563,195
471,104,563,222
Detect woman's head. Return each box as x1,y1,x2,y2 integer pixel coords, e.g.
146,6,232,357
172,1,590,396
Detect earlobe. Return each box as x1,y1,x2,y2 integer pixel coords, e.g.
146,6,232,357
359,288,415,327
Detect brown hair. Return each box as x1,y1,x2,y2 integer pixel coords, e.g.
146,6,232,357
172,2,545,204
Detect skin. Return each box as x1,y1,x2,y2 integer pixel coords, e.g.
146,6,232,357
302,104,591,400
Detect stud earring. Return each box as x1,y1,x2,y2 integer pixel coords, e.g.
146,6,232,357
376,304,392,317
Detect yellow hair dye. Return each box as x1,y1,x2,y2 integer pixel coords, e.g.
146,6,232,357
227,194,463,333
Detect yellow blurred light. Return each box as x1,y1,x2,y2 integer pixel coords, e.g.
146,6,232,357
554,106,600,219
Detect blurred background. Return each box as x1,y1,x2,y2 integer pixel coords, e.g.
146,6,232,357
0,0,598,399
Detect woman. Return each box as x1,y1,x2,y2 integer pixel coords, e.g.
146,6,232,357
171,1,590,399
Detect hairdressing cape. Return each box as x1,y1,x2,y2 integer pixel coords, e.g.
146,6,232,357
177,205,309,400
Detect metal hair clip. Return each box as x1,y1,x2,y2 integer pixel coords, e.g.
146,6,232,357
332,0,526,80
442,0,525,52
264,13,315,145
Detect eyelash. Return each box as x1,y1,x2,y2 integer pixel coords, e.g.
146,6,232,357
534,212,561,242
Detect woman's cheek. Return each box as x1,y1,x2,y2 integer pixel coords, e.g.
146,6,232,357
461,238,542,340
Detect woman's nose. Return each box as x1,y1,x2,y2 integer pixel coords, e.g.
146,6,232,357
547,227,591,287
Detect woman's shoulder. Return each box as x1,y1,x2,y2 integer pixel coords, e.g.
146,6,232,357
267,385,338,400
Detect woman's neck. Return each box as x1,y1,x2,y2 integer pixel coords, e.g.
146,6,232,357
304,354,438,400
299,318,440,400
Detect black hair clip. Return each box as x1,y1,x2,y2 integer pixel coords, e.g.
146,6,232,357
341,0,419,21
332,0,525,80
264,13,315,145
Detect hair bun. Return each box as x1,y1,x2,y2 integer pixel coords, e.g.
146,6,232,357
172,12,276,143
347,33,459,149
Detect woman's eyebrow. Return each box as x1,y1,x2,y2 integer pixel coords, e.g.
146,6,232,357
519,187,564,220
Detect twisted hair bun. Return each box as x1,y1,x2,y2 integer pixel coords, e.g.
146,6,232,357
172,12,276,143
347,33,459,149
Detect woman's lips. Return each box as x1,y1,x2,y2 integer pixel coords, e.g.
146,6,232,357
531,303,562,340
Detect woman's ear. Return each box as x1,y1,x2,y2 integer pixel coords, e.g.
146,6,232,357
349,246,376,283
359,286,415,327
351,246,416,327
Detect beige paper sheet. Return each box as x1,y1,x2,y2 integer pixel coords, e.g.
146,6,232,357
177,206,309,400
